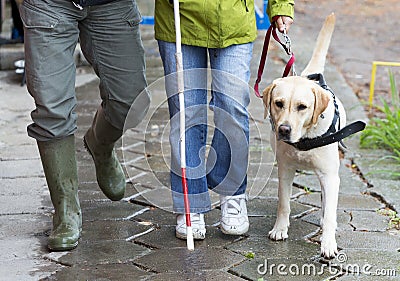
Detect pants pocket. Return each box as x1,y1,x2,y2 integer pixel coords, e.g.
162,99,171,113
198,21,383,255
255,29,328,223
20,1,60,29
122,0,142,27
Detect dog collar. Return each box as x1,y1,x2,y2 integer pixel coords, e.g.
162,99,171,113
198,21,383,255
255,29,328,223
283,73,366,151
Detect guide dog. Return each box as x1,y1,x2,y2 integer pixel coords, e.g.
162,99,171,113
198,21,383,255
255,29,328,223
262,14,344,258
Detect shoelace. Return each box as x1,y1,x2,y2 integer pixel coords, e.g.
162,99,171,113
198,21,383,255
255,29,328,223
191,214,202,224
224,198,242,215
178,213,203,227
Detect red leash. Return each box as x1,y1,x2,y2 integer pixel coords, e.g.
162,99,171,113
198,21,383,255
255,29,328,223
254,20,296,98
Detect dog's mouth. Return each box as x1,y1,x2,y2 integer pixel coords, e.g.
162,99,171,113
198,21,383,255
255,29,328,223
277,124,292,142
278,134,291,142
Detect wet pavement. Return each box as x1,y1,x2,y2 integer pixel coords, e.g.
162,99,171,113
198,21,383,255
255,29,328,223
1,1,400,280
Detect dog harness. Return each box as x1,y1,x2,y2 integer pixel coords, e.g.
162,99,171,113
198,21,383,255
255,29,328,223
254,22,365,151
283,73,366,151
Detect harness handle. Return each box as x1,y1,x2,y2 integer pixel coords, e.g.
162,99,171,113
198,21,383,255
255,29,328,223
254,17,296,98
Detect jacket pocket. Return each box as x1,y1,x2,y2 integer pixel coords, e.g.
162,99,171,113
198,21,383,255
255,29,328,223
20,1,59,29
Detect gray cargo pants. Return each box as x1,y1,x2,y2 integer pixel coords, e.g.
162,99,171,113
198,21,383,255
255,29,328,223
20,0,149,141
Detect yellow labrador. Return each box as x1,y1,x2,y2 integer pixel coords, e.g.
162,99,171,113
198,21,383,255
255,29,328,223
262,14,345,258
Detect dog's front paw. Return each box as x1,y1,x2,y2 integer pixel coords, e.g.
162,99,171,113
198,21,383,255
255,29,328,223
320,237,338,259
268,227,288,241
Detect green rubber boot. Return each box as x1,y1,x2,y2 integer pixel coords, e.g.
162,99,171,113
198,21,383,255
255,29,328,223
83,107,125,201
37,135,82,251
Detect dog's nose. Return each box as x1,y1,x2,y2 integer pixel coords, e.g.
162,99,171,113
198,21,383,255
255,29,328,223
278,124,291,139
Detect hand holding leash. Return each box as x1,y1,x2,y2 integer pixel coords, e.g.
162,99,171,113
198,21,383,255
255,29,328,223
254,16,296,97
275,16,293,33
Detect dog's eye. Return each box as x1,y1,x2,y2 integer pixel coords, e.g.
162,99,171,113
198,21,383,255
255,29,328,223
297,104,307,111
275,101,284,109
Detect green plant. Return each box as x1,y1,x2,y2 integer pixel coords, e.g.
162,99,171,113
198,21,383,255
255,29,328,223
377,209,400,230
245,251,255,259
303,185,312,194
360,69,400,177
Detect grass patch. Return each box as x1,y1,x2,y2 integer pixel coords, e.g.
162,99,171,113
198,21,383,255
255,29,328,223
360,69,400,178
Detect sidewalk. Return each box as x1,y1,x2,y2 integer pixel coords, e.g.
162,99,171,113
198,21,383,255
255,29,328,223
0,6,399,281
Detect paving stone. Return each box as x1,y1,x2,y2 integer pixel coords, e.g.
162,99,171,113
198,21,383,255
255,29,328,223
247,174,280,199
229,257,338,281
296,193,384,211
81,220,152,241
0,214,50,238
144,155,170,172
247,146,276,164
78,182,139,201
56,240,150,266
0,159,43,178
77,164,96,183
135,225,240,249
247,216,319,239
78,189,109,201
248,163,276,179
44,263,151,281
301,209,353,231
78,181,100,191
0,177,48,214
337,162,369,195
331,249,400,280
80,200,149,222
354,155,400,181
0,257,60,281
349,210,390,232
368,178,400,212
131,154,169,173
0,144,39,161
122,150,147,167
226,236,320,260
294,162,367,195
247,197,313,217
134,247,245,273
332,230,400,251
337,272,398,281
122,141,146,156
124,166,167,189
131,187,175,212
0,132,37,147
147,270,244,281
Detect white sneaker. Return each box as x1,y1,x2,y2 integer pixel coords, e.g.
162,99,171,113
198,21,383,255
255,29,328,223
175,213,206,240
220,194,249,235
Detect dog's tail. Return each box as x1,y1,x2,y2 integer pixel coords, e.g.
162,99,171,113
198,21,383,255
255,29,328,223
301,13,336,76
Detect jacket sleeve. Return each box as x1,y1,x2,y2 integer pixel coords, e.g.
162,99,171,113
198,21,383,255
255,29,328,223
267,0,294,21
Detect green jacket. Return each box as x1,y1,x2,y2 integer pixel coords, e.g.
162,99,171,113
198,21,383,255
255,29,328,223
154,0,294,48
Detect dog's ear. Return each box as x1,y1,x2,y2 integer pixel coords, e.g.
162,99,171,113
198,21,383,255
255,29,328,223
311,86,330,125
262,84,276,119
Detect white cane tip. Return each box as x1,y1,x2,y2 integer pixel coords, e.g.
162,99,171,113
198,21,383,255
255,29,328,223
187,238,194,251
186,227,195,251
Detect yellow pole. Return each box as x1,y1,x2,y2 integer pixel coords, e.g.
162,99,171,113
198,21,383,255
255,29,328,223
369,61,400,109
369,62,377,109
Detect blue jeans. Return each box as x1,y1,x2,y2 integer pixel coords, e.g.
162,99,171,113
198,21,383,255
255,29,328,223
158,41,253,213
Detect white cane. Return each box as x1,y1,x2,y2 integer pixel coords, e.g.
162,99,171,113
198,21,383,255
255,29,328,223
173,0,194,251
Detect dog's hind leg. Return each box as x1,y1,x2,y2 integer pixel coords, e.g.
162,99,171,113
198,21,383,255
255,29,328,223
269,166,296,241
317,171,339,258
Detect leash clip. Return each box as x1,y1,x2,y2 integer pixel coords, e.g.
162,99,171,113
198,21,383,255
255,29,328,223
282,26,297,75
282,26,292,54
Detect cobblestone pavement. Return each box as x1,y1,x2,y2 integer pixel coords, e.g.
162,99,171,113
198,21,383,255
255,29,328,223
0,2,399,281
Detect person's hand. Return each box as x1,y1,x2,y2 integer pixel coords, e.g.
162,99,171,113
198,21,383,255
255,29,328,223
275,16,293,33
